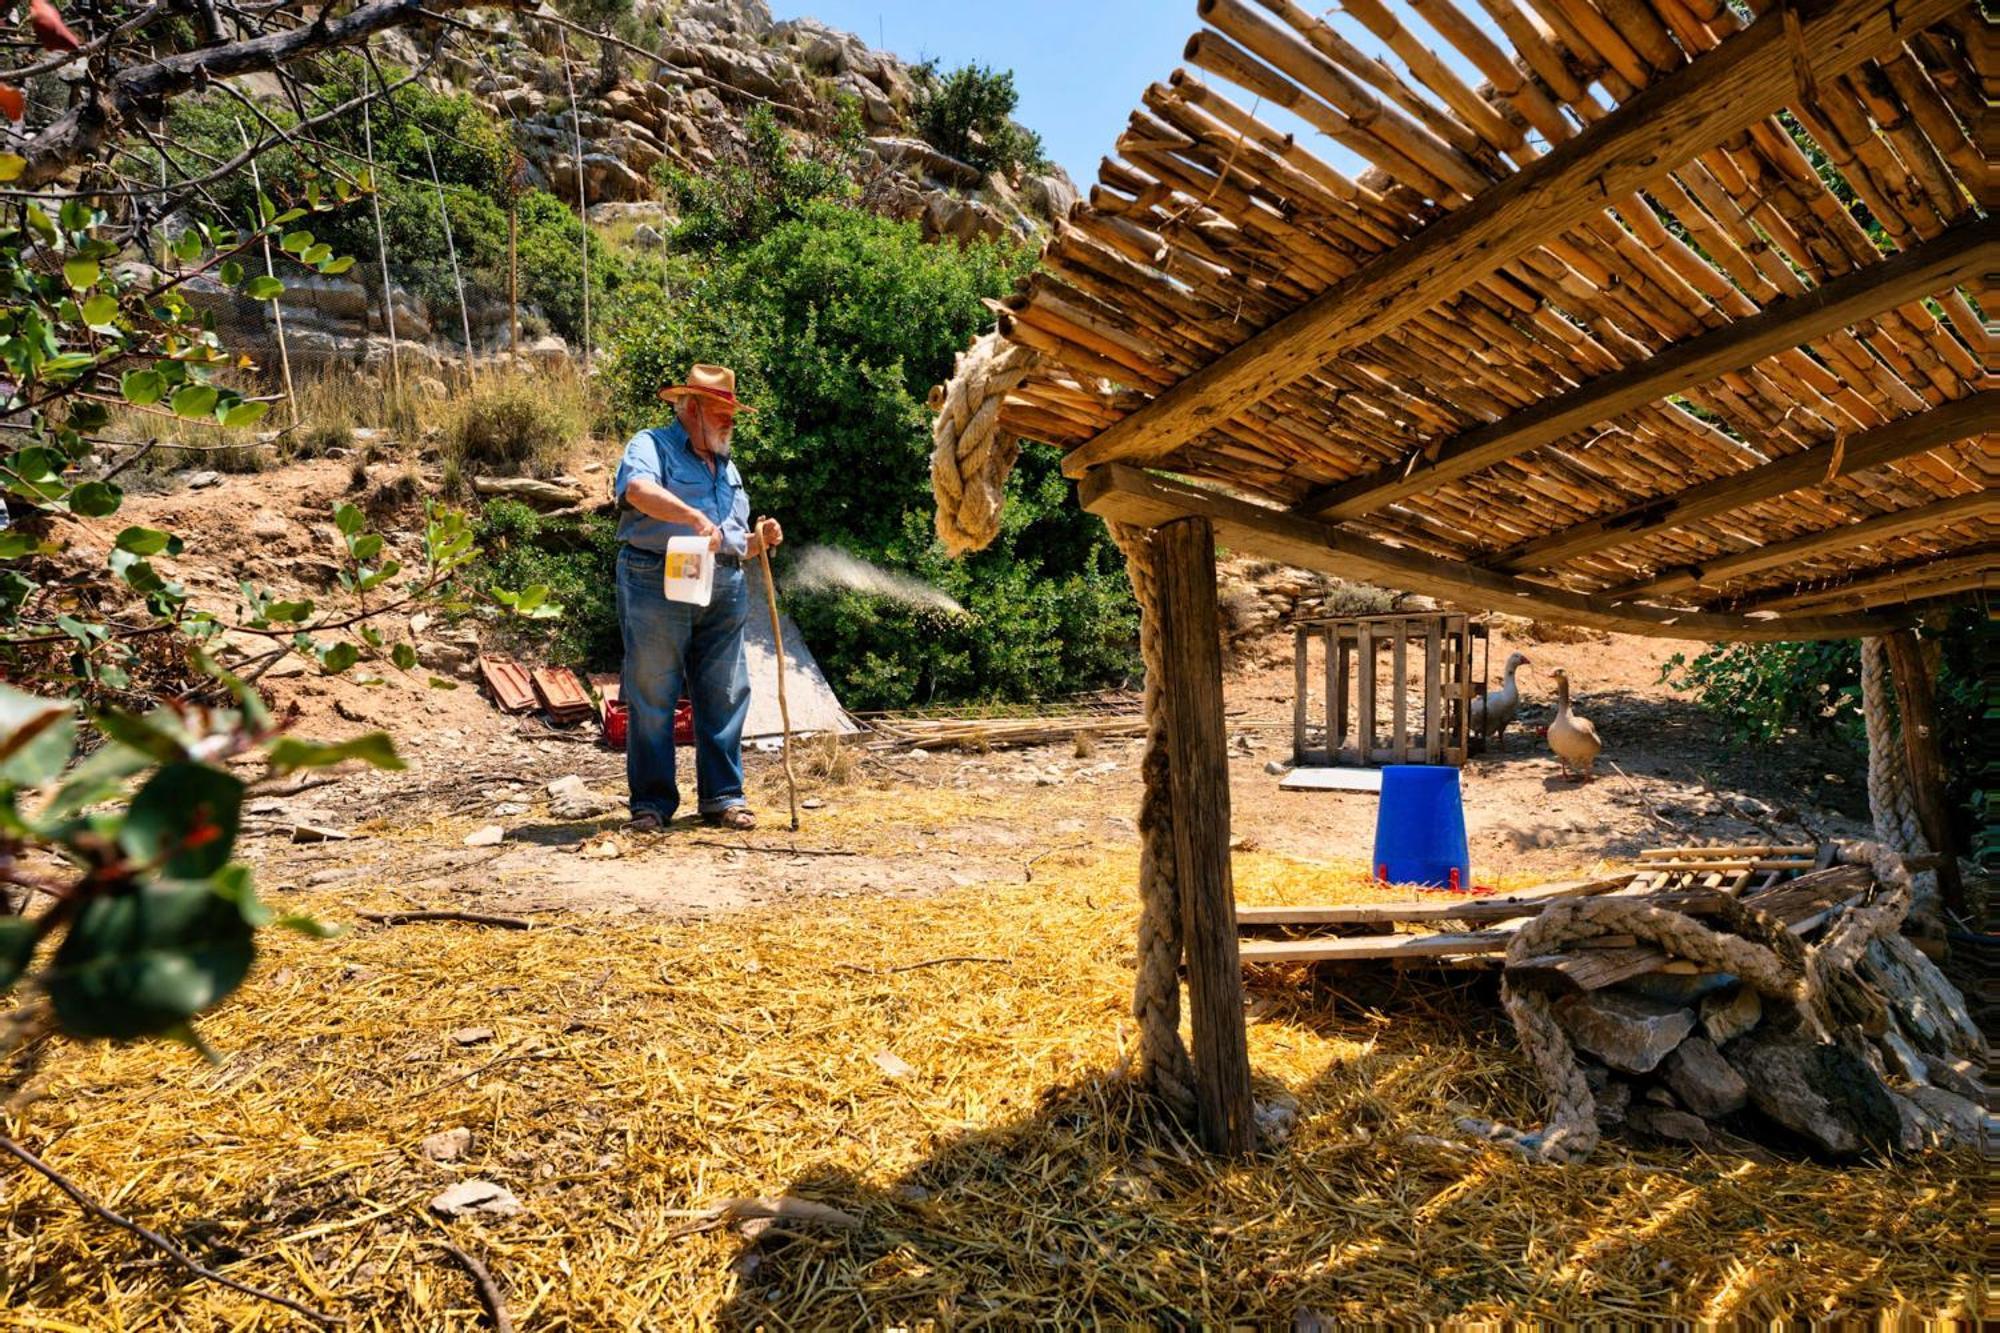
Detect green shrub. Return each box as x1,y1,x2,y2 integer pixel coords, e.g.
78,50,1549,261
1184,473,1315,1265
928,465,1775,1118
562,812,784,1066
473,501,623,669
911,63,1046,177
444,371,589,477
605,200,1136,709
653,104,861,251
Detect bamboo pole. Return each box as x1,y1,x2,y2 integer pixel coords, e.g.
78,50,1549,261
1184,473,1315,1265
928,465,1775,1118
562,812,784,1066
360,86,401,398
423,135,477,378
237,120,296,427
558,28,592,371
758,543,799,832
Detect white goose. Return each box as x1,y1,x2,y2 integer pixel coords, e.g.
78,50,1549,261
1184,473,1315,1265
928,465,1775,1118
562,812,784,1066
1547,667,1603,781
1470,651,1530,748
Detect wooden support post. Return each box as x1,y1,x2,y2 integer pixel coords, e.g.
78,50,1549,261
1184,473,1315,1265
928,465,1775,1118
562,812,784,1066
1883,629,1964,914
1322,624,1338,764
1292,623,1308,767
1357,621,1376,760
1154,516,1256,1157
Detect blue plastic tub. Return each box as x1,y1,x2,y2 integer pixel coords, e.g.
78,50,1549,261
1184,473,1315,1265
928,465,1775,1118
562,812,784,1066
1371,765,1471,891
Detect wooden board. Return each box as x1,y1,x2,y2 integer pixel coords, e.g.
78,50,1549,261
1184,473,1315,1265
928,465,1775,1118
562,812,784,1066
1238,929,1512,965
1236,876,1633,930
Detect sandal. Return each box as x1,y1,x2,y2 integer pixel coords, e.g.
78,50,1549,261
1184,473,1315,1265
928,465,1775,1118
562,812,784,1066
704,806,756,830
626,811,666,834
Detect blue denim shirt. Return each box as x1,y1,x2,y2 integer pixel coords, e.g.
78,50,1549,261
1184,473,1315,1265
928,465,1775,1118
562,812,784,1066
614,420,751,557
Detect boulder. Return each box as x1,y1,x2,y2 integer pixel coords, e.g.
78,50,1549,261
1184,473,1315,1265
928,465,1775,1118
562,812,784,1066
1699,985,1762,1045
1903,1085,1988,1149
1661,1036,1748,1118
1552,991,1696,1075
1727,1031,1901,1157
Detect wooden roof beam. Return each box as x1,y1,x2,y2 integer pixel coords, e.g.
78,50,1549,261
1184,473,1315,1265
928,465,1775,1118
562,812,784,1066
1607,492,2000,603
1077,463,1908,641
1295,218,1996,521
1719,549,1999,615
1057,0,1965,481
1485,390,1998,573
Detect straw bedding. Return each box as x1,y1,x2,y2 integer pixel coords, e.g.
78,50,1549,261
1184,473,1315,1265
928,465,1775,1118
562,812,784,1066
0,851,1980,1327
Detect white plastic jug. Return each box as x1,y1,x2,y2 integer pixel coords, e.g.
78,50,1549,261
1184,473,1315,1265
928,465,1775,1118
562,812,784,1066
663,535,715,607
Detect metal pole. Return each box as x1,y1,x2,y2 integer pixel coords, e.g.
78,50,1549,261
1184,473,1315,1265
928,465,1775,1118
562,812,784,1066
422,134,476,377
360,83,401,396
237,120,296,426
557,27,591,370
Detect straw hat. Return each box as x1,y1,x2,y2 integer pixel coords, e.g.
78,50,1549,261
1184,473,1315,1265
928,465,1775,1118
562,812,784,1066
657,363,756,412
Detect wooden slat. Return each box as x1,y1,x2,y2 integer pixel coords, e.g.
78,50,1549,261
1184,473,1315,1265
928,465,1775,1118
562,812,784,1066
1292,623,1309,765
1423,620,1441,763
1486,391,1998,573
1298,220,1996,520
1608,492,2000,602
1391,628,1409,762
1236,875,1634,929
1078,463,1912,641
1239,929,1511,964
1057,0,1966,480
1357,620,1376,757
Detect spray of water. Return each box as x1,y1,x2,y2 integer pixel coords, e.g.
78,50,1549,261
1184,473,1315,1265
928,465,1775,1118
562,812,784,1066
785,545,968,618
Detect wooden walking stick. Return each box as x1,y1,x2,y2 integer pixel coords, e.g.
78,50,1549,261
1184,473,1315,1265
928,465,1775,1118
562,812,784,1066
757,531,800,831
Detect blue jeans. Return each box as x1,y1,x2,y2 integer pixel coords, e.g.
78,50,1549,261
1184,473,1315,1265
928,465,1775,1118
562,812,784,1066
615,545,751,821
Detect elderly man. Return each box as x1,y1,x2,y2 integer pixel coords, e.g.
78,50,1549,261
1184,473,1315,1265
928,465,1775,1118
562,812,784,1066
614,364,782,832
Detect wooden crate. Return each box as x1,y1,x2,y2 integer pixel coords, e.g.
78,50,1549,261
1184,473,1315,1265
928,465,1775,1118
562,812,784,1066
1290,613,1480,767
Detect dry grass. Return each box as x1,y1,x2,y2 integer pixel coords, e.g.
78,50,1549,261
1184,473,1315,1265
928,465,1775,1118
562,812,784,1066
0,844,1979,1328
440,365,605,484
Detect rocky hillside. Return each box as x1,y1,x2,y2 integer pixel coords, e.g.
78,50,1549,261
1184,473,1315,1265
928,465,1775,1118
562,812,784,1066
191,0,1073,374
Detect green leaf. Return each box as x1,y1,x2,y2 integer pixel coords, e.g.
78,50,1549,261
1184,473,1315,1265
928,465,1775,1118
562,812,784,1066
280,231,313,254
391,642,418,671
62,257,100,291
243,276,284,301
315,642,359,675
300,245,332,266
44,879,258,1041
333,503,364,536
172,229,202,263
81,292,119,329
67,479,121,518
319,255,356,276
42,740,153,819
221,400,270,429
427,676,459,691
262,598,313,623
121,762,243,879
0,683,74,787
350,532,383,561
0,155,26,184
95,709,189,764
120,368,166,405
265,732,403,773
0,917,39,993
114,526,180,557
0,531,40,559
219,259,245,287
170,383,219,419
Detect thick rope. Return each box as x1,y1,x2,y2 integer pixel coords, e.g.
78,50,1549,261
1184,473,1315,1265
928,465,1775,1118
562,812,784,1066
1860,637,1940,914
928,332,1038,556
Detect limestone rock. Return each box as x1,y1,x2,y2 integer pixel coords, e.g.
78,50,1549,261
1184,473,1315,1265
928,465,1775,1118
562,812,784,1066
547,774,613,820
1858,935,1984,1061
1727,1031,1901,1157
1553,991,1696,1075
1662,1036,1748,1118
1699,986,1762,1045
1921,1054,1986,1103
421,1127,473,1162
1626,1103,1712,1144
1903,1085,1987,1149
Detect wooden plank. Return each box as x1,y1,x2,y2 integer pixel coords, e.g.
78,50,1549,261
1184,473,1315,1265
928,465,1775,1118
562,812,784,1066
1884,629,1965,913
1239,930,1512,965
1057,0,1966,480
1730,550,1998,614
1154,516,1255,1156
1298,221,1996,520
1423,620,1441,763
1236,875,1634,929
1292,623,1309,766
1078,463,1910,642
1391,629,1409,762
1357,620,1376,757
1332,629,1352,757
1638,844,1814,859
1486,391,1998,574
1608,492,2000,603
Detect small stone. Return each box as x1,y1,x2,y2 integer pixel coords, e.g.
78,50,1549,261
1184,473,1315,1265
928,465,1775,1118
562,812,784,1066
1662,1036,1748,1118
187,470,221,489
448,1027,493,1046
1921,1055,1985,1103
420,1127,472,1162
1626,1104,1712,1144
801,797,825,809
428,1179,521,1219
1699,986,1762,1045
491,801,528,817
1264,760,1290,776
465,825,504,847
547,774,613,820
1553,991,1697,1075
583,835,625,859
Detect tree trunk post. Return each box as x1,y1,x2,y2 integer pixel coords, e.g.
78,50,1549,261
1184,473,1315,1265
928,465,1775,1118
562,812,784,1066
1154,515,1256,1156
1883,628,1963,913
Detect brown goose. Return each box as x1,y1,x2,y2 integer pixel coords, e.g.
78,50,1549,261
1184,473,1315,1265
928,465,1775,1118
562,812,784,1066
1547,667,1602,781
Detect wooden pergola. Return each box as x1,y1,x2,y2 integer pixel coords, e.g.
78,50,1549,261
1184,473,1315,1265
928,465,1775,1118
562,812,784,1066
940,0,1991,1154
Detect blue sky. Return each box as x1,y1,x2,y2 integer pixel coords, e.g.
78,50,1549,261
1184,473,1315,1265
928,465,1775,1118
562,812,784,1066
768,1,1201,186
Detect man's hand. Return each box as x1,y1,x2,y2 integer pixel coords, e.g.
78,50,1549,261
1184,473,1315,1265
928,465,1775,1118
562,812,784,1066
696,513,722,552
756,517,784,553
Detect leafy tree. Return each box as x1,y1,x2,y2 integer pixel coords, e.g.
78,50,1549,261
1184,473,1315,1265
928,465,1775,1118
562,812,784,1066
911,63,1047,178
606,200,1137,708
654,103,863,251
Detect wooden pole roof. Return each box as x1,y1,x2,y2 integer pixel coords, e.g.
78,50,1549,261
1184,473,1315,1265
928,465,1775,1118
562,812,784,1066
973,0,1993,638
